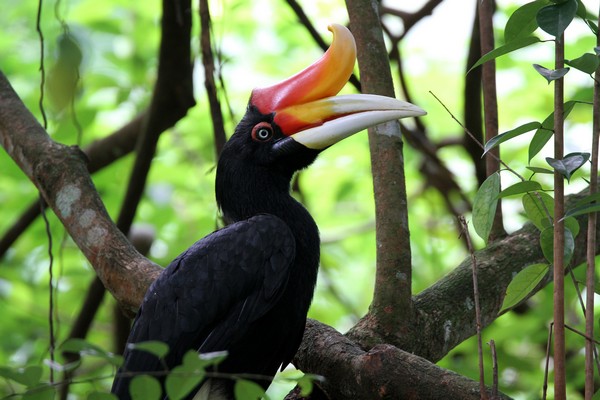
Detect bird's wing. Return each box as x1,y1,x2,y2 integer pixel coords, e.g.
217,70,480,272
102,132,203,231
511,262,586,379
111,214,295,397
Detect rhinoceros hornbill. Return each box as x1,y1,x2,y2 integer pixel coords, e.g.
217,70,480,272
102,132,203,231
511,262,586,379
111,24,425,399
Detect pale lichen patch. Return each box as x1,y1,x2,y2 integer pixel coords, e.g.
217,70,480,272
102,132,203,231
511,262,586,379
395,271,408,281
464,296,474,310
87,225,107,247
80,209,96,228
443,320,453,354
55,184,81,218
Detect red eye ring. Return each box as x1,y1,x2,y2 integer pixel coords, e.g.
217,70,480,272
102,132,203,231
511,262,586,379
251,122,274,142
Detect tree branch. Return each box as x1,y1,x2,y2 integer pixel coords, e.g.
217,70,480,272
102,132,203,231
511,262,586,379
0,72,161,313
199,0,227,156
290,320,511,399
0,114,145,259
345,0,414,345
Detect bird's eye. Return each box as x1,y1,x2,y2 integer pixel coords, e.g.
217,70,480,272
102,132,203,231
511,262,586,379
251,122,274,142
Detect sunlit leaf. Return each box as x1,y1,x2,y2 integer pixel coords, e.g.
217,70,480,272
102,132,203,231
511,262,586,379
504,0,546,42
532,64,570,83
469,36,542,73
473,173,500,243
498,181,542,199
522,191,554,231
128,341,170,359
484,122,541,154
234,379,268,400
546,152,590,180
130,375,162,400
297,374,317,397
536,0,578,37
565,53,600,74
500,263,549,312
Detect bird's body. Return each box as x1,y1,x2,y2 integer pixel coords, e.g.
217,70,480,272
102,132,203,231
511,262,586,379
111,24,425,399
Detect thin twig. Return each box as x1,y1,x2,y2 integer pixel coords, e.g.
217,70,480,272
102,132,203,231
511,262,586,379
585,6,600,398
488,340,498,398
458,216,486,399
36,0,55,383
429,91,525,182
200,0,227,156
542,322,553,400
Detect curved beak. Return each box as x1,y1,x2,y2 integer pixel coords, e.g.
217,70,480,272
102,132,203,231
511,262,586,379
249,24,426,150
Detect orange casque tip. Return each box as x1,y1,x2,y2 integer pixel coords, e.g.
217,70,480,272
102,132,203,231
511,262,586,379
250,24,357,135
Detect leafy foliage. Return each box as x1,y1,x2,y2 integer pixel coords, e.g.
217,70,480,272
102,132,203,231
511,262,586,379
1,0,598,398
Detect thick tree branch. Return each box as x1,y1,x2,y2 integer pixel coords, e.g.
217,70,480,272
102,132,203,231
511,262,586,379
346,192,594,363
290,192,595,398
290,320,510,399
0,114,144,259
0,72,160,313
464,2,486,186
118,0,194,233
479,0,506,240
346,0,414,343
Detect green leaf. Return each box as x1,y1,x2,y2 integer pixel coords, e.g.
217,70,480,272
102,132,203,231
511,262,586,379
564,192,600,218
540,226,575,265
88,392,118,400
528,101,578,161
564,216,580,238
527,166,555,174
60,338,124,367
234,379,268,400
469,36,542,73
128,341,170,359
532,64,570,83
164,350,227,400
546,152,590,180
565,53,600,74
129,375,162,400
22,385,55,400
297,374,316,397
473,173,500,242
500,263,549,312
536,0,578,37
523,191,554,231
498,181,543,198
165,365,205,400
0,365,43,387
484,121,541,154
504,0,547,42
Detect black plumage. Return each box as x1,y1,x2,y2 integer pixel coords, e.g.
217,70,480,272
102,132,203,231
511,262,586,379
112,106,321,399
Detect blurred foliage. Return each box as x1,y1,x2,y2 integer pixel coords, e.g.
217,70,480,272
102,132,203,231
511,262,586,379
0,0,598,399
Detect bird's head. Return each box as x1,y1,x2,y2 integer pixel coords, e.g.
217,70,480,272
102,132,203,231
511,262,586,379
219,24,425,175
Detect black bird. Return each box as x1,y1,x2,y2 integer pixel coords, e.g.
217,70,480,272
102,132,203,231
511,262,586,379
111,24,425,399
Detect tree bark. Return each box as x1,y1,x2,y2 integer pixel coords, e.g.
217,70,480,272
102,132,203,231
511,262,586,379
346,0,414,348
0,72,160,314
